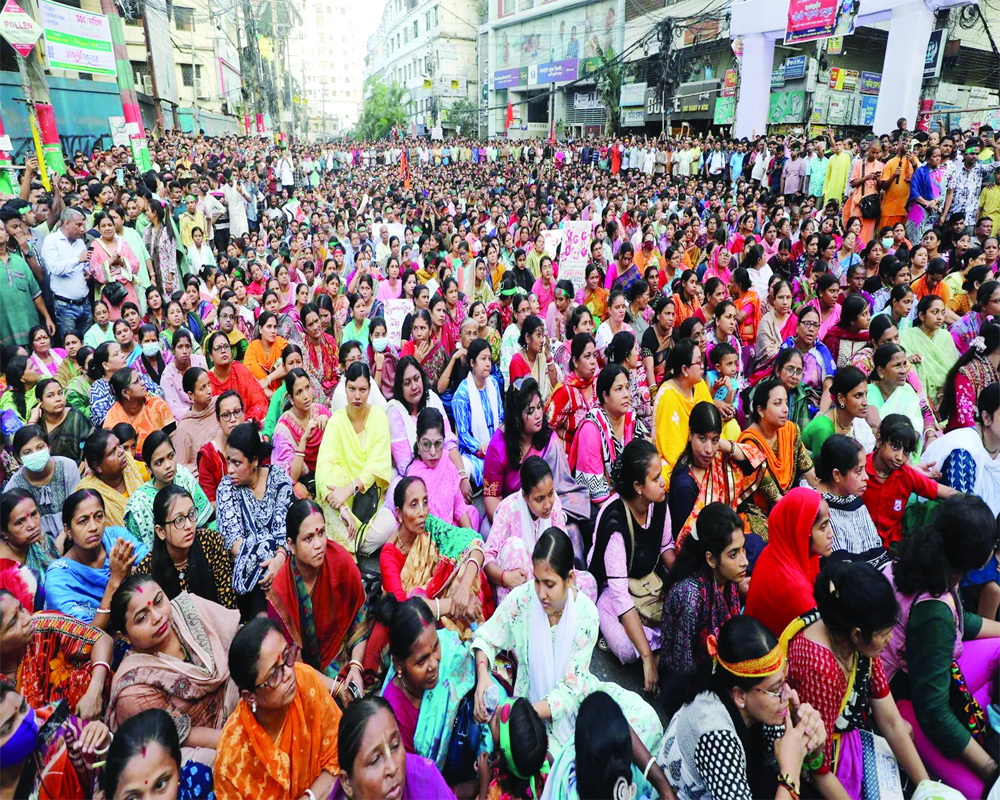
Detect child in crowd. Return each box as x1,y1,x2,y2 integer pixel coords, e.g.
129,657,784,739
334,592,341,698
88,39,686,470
706,342,742,438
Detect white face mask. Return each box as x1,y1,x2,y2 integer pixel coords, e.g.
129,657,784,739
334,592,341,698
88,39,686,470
141,342,160,358
371,337,388,353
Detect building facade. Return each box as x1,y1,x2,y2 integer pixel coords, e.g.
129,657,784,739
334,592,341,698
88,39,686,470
288,0,363,138
364,0,480,136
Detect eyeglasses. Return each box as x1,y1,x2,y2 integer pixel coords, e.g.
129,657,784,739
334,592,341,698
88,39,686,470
755,676,788,700
255,643,300,690
418,438,445,453
781,366,804,377
166,507,198,528
219,409,244,421
213,342,232,353
800,320,820,330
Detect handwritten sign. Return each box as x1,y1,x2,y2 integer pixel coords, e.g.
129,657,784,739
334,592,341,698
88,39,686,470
385,298,413,348
541,229,565,261
560,220,591,289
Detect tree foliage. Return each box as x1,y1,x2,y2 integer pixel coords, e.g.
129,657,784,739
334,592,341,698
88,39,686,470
354,80,407,141
446,98,479,137
594,44,623,137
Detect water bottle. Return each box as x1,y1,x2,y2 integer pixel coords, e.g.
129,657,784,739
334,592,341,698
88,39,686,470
483,684,500,718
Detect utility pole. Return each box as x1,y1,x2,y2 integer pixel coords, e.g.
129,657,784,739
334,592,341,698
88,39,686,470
99,0,151,165
190,19,200,131
13,0,64,179
140,9,166,132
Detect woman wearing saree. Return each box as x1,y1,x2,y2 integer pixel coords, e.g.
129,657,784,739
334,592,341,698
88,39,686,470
400,309,451,394
880,497,1000,799
509,315,559,405
88,340,164,428
545,332,598,456
380,476,488,640
668,402,760,548
271,368,330,500
786,561,929,799
939,320,1000,431
801,366,878,460
206,331,269,423
906,145,945,242
640,295,675,391
577,262,609,322
379,596,494,786
570,364,645,511
753,279,795,373
900,294,960,409
30,378,90,463
172,367,221,478
473,529,662,754
0,489,56,604
869,343,935,459
301,302,339,403
77,428,149,528
124,431,213,550
106,575,240,767
737,380,818,545
0,589,111,719
267,500,372,697
822,294,871,369
44,488,147,626
214,618,342,800
951,279,1000,355
315,362,392,556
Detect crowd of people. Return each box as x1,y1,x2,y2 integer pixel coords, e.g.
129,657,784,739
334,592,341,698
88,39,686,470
0,118,998,800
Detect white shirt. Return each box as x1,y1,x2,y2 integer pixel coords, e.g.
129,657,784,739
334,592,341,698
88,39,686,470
278,157,294,186
40,229,88,300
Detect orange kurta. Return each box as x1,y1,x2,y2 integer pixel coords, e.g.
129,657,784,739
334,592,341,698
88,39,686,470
879,156,915,227
214,663,341,800
244,336,289,392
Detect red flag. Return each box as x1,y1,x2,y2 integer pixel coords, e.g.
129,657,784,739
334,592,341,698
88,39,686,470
504,102,514,133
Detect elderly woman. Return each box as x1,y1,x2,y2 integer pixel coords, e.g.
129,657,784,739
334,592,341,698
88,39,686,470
267,499,372,697
124,430,213,550
215,421,294,616
101,367,175,454
106,574,240,767
206,330,269,423
89,341,164,427
780,305,835,414
214,618,342,800
77,428,149,528
315,362,392,556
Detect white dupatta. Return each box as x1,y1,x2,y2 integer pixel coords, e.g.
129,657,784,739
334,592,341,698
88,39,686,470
922,426,1000,515
527,584,577,744
516,489,552,555
465,372,501,448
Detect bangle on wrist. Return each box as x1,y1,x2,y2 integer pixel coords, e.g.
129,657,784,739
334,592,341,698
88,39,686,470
500,569,506,587
92,660,111,675
305,790,317,800
348,659,364,674
642,755,656,782
435,598,441,620
96,607,110,615
776,774,800,800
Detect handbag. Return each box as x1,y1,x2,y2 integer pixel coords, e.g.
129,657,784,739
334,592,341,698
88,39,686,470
624,507,664,627
442,689,482,785
859,161,882,220
102,279,128,307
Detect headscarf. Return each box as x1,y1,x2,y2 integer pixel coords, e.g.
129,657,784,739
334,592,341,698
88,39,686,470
744,487,823,636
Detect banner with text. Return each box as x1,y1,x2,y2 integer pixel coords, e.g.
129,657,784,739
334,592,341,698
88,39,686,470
39,0,115,76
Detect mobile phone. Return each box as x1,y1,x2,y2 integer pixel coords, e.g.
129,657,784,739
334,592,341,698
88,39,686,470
116,168,125,186
348,680,362,701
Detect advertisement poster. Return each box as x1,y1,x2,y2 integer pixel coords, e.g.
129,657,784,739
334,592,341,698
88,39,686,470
924,29,945,80
859,71,881,95
857,95,878,126
723,69,738,97
827,94,854,125
785,0,855,45
714,95,737,125
38,0,115,76
829,67,858,91
768,91,805,125
0,0,43,56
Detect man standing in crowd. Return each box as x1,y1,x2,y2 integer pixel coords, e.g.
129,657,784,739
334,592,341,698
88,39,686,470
39,207,90,337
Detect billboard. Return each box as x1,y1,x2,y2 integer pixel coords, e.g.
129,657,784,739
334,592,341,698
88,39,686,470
494,0,615,71
785,0,856,45
39,0,115,76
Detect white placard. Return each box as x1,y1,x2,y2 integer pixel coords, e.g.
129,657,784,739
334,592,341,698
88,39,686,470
0,135,12,152
560,220,591,290
385,298,413,348
109,115,128,146
39,0,116,76
541,229,564,261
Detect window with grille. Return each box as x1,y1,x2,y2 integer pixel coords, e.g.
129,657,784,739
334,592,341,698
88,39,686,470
180,63,202,86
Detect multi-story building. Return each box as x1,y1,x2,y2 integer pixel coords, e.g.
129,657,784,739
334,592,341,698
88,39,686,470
364,0,480,136
288,0,363,138
480,0,626,139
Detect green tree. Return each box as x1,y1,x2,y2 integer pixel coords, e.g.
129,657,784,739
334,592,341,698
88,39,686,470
445,97,479,137
354,80,407,140
594,44,623,136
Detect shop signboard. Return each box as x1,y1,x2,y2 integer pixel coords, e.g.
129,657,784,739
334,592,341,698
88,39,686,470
826,36,843,54
785,0,855,44
621,108,645,127
494,67,523,89
924,29,945,81
827,93,854,125
783,55,807,80
672,81,720,120
644,85,666,122
38,0,115,76
768,91,805,124
574,90,601,110
723,68,738,97
829,67,858,91
714,95,736,125
857,95,878,126
772,69,786,88
859,71,881,95
0,0,43,56
620,82,646,108
535,58,578,84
